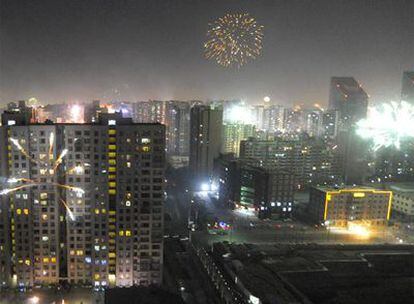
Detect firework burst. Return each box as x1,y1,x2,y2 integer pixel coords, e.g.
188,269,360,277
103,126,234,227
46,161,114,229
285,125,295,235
204,13,264,68
1,133,84,221
356,101,414,151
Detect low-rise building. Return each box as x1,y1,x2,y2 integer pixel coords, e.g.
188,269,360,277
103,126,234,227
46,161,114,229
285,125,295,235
215,155,295,219
308,186,392,227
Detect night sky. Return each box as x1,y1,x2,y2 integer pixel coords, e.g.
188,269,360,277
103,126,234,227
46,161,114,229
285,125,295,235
1,0,413,106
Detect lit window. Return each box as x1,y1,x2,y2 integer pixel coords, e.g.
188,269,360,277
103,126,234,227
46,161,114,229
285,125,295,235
141,138,151,144
108,120,116,125
7,120,16,126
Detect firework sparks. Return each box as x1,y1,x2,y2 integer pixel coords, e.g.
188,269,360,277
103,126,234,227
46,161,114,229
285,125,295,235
53,149,68,170
48,132,54,159
0,184,37,195
1,137,85,224
356,101,414,151
60,199,75,221
204,13,264,68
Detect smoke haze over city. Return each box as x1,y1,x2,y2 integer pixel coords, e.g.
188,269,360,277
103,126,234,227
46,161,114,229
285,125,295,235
1,0,413,105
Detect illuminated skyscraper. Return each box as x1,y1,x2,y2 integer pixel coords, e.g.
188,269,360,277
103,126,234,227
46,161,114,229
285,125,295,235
401,71,414,104
0,112,165,288
262,105,284,132
222,123,255,156
321,109,339,140
133,100,166,124
190,104,223,180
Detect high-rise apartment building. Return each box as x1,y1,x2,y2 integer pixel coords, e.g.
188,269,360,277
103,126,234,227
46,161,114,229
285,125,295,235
222,123,255,157
321,109,339,140
401,71,414,104
302,109,322,137
329,77,369,185
262,105,284,132
239,137,341,189
165,101,190,156
189,104,223,180
329,77,368,128
0,112,165,288
133,101,166,124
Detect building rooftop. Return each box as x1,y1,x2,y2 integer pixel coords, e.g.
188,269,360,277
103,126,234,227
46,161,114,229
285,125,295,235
210,242,414,304
313,185,382,193
105,286,184,304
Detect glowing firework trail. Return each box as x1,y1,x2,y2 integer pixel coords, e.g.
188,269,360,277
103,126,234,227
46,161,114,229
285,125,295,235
48,132,54,159
1,181,84,196
7,177,34,184
204,13,264,68
356,101,414,151
54,183,85,194
0,184,37,195
53,149,68,170
9,138,38,164
60,199,75,221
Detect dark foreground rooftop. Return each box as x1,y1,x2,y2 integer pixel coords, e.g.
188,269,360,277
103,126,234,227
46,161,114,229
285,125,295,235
105,286,184,304
209,243,414,304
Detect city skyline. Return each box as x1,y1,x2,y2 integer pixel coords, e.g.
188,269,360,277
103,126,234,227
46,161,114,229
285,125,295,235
1,0,413,106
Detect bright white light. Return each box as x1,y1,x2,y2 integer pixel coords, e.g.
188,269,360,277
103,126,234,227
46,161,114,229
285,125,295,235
29,296,40,304
0,189,11,195
7,178,19,184
263,96,270,102
348,223,371,238
226,105,254,124
73,165,84,175
356,101,414,151
10,138,23,151
69,104,83,123
201,183,209,191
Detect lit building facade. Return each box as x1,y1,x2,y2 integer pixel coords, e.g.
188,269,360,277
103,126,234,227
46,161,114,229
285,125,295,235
263,105,284,132
239,137,341,189
133,100,166,125
222,123,255,157
308,187,392,227
321,109,339,140
0,113,165,288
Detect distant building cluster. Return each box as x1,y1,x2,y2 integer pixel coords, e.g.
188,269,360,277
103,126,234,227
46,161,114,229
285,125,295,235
0,72,413,290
